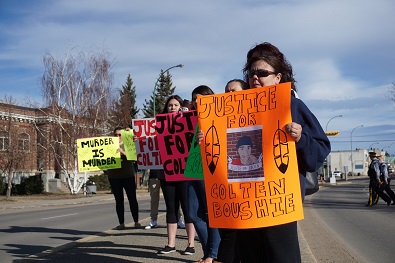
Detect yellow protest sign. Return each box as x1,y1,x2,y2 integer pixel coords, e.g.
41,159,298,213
77,136,121,172
121,129,137,161
197,82,303,229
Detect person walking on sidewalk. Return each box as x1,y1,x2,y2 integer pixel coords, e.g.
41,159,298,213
107,127,141,230
378,155,395,205
366,152,391,206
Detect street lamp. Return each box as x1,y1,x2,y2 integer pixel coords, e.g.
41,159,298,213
368,142,379,150
152,64,183,115
350,125,363,179
325,115,342,131
389,142,395,156
325,114,342,179
383,142,395,156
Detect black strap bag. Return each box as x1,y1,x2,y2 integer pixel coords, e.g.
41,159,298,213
305,171,319,195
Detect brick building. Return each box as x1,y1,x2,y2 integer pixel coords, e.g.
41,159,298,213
0,102,38,182
0,102,95,192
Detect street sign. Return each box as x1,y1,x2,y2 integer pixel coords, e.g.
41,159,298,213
325,130,339,136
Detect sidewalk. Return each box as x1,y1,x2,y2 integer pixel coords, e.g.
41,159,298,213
5,190,317,263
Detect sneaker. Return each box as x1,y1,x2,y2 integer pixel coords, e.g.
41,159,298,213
145,220,158,229
177,219,185,229
114,224,125,230
134,222,142,228
158,245,176,254
183,246,195,255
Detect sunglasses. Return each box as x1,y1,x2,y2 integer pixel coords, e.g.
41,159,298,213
248,69,276,78
115,133,121,137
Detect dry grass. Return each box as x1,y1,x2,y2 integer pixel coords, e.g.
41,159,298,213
0,191,111,205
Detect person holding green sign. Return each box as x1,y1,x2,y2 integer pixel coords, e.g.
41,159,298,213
107,127,141,230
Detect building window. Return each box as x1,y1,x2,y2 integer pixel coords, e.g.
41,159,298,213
0,130,9,151
18,133,30,152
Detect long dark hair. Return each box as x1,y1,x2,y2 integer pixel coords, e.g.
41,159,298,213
243,42,297,91
162,95,183,114
191,85,214,110
225,79,249,92
113,126,123,136
192,85,214,96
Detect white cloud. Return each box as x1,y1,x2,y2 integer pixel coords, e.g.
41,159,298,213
0,0,395,151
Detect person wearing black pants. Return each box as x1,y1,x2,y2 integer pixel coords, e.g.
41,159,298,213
107,127,141,230
378,155,395,205
366,152,391,206
159,178,196,254
235,42,331,263
156,95,196,255
217,229,239,263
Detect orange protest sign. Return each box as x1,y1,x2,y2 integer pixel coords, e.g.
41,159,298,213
197,82,303,229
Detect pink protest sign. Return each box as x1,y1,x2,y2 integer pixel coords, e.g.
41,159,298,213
131,118,162,169
155,110,198,181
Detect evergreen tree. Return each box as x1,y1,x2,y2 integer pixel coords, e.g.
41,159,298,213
142,71,176,117
121,74,139,119
109,74,139,128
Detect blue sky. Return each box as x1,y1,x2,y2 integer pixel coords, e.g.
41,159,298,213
1,0,394,153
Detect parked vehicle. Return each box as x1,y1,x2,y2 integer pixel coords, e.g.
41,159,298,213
332,171,342,178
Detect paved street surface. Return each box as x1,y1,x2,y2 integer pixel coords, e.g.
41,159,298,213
14,213,315,263
2,189,317,263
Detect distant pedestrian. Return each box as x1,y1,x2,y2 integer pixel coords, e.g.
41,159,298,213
378,155,395,205
320,173,325,183
366,152,391,206
107,127,141,230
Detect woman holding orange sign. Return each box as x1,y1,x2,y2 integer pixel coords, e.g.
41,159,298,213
233,42,331,262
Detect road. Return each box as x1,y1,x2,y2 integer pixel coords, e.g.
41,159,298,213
1,178,394,263
300,177,395,263
0,193,161,263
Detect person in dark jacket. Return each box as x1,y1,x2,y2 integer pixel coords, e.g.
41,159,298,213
366,152,391,206
378,155,395,205
107,127,141,230
234,42,331,263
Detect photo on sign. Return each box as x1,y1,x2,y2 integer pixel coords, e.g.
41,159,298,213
227,126,263,182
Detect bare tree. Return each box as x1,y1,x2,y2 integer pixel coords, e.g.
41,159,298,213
37,46,115,194
389,82,395,104
0,97,33,198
